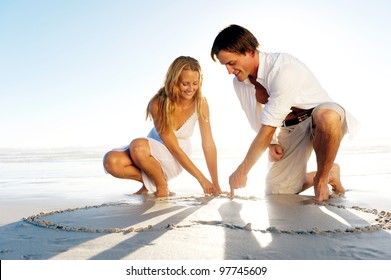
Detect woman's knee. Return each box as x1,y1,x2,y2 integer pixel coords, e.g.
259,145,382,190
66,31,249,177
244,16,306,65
129,139,150,161
103,151,120,173
104,150,131,174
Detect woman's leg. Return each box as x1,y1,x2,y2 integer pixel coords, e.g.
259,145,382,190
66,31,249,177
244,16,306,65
103,149,147,194
129,138,169,197
103,149,142,180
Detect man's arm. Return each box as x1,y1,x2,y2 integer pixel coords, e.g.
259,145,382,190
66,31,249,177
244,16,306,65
229,125,276,196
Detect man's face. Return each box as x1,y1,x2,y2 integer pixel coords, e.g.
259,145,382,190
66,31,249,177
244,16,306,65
216,50,255,81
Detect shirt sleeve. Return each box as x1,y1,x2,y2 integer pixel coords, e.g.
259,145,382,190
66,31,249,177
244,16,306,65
260,61,305,127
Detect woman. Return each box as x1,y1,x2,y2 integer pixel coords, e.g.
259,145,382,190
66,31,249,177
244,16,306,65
103,56,221,197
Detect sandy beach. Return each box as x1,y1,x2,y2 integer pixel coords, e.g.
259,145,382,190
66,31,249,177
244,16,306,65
1,140,391,278
2,1,391,278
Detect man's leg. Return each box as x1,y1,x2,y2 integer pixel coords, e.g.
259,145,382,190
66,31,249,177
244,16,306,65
311,104,346,201
265,119,313,194
301,163,344,194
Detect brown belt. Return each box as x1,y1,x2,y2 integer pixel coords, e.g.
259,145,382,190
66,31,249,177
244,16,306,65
282,108,314,127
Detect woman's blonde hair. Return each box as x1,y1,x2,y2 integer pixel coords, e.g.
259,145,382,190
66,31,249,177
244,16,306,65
146,56,207,133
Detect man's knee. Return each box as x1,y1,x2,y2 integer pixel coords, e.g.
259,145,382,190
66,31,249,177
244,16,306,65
312,109,342,129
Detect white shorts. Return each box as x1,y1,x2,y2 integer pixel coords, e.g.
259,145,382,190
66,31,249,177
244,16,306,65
264,102,347,194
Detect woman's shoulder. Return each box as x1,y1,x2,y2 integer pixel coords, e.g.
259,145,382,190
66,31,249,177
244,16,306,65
199,96,208,106
197,96,210,122
148,96,160,114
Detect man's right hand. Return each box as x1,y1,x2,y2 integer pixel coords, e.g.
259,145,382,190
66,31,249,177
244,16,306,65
229,165,248,198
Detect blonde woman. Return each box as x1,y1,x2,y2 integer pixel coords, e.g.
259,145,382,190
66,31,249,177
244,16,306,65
104,56,221,197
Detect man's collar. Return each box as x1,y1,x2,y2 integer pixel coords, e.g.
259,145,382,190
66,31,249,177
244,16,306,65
256,51,266,83
243,50,265,85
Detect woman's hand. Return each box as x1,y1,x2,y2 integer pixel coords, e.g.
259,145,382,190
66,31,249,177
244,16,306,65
211,183,225,195
198,177,220,195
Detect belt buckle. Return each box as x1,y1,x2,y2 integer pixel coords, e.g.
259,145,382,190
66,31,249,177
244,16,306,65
297,113,309,122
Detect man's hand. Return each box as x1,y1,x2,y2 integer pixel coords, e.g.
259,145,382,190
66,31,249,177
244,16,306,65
268,144,283,162
229,165,248,197
229,125,277,198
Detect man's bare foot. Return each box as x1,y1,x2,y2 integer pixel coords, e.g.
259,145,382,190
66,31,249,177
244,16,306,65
314,163,345,201
134,185,148,195
314,181,330,202
329,163,345,195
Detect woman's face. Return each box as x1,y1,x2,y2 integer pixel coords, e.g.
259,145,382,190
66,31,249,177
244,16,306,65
178,69,199,101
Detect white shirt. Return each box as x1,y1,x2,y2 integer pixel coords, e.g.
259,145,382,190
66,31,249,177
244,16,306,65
233,51,359,138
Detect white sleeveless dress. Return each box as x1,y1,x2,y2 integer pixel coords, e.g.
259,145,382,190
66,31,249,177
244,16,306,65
104,110,198,192
141,110,198,192
106,108,198,192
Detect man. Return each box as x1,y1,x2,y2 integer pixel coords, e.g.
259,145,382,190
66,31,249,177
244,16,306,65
211,24,359,201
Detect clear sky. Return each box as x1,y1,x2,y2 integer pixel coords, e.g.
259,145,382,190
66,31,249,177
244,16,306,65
1,0,390,149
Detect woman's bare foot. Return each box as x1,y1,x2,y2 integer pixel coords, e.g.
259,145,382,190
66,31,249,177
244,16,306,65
155,184,169,197
134,185,148,195
329,163,345,195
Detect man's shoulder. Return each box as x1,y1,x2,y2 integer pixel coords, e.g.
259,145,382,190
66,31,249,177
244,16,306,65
262,51,297,62
262,52,304,75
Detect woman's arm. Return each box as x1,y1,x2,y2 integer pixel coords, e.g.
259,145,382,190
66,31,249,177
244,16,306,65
198,98,221,194
150,99,215,194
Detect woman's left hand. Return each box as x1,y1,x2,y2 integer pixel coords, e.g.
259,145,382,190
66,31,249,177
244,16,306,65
211,184,224,195
199,178,218,195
